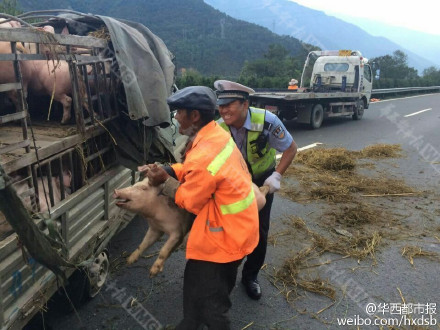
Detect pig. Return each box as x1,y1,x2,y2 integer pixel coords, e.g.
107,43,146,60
0,24,87,124
22,25,63,56
0,50,77,124
0,170,72,239
0,19,21,28
28,170,72,212
26,60,75,124
113,177,194,277
113,175,268,277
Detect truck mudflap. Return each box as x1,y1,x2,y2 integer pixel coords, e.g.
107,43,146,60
297,104,313,124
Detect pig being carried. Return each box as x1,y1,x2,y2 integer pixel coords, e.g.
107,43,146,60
113,169,269,277
113,175,194,277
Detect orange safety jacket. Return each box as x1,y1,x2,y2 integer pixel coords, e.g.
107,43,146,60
171,121,259,263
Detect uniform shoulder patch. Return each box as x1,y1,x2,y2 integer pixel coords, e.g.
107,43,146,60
272,125,285,139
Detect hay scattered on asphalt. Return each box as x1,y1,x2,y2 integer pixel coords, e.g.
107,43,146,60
288,215,308,229
110,252,129,273
401,245,440,265
311,231,381,262
295,148,356,171
268,229,295,246
274,247,336,300
349,176,416,196
277,247,315,282
326,203,385,227
359,144,402,159
283,164,416,203
309,184,352,203
298,279,336,300
270,216,381,301
293,144,402,173
280,186,303,202
272,144,431,306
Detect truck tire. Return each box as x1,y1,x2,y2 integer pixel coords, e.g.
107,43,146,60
85,251,110,298
310,104,324,129
352,101,364,120
48,251,110,313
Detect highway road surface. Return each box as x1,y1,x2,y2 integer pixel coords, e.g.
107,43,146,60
30,93,440,329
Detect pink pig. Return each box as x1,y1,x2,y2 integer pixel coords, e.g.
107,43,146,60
0,24,79,124
113,175,268,277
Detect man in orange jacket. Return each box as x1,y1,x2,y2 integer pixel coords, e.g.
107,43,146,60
145,86,259,329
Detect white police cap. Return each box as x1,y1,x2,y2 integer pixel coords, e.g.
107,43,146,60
167,86,216,112
214,80,255,106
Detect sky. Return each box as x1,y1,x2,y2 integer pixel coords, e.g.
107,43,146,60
291,0,440,36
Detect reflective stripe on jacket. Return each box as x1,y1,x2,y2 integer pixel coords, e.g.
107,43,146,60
218,107,276,179
171,121,259,263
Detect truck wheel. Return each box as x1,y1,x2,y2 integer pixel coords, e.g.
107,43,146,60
310,104,324,129
86,251,110,298
353,101,364,120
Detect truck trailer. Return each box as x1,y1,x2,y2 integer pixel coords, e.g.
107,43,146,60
0,11,175,329
250,50,373,129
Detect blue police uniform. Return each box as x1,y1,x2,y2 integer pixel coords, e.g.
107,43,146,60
217,108,294,288
228,109,293,160
215,79,296,300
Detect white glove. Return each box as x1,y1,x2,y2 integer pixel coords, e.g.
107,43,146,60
263,172,282,194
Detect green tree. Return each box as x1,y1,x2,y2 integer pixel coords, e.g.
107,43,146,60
0,0,22,15
371,50,421,88
175,68,220,89
421,66,440,86
239,44,303,88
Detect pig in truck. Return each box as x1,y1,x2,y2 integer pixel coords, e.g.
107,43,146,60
0,10,176,329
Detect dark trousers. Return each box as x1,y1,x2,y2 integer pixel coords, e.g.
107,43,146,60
176,259,242,330
242,170,275,281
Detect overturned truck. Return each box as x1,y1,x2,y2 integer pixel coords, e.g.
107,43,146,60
0,10,175,329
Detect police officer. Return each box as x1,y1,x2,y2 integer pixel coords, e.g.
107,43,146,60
215,80,297,300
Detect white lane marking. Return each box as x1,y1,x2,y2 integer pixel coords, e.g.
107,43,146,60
370,93,440,103
276,142,322,160
404,108,432,117
298,142,323,152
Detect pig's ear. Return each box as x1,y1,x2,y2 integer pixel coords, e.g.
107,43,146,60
137,165,149,173
61,26,69,35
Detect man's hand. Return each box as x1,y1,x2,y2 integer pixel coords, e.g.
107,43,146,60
263,171,282,194
145,164,170,186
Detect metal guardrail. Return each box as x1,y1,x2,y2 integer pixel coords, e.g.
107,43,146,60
253,86,440,96
371,86,440,96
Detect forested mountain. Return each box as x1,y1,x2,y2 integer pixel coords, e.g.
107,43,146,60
332,14,440,69
204,0,436,74
18,0,311,77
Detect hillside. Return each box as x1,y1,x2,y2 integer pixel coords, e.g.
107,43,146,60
18,0,310,77
204,0,435,73
331,14,440,70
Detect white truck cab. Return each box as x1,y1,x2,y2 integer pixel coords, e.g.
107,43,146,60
301,50,373,102
250,50,373,129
